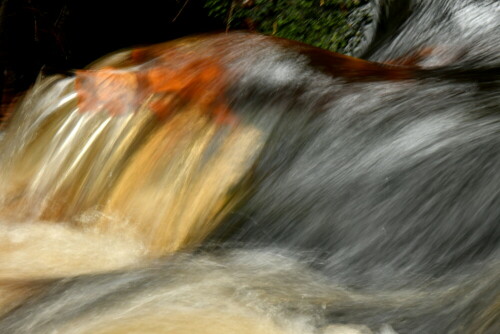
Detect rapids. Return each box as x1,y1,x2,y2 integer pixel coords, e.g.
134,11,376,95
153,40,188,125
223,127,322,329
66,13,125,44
0,0,499,333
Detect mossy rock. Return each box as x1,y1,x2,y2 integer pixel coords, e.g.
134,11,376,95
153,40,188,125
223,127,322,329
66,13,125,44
204,0,372,55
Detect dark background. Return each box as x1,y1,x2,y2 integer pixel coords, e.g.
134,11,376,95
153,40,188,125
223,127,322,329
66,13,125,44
0,0,223,109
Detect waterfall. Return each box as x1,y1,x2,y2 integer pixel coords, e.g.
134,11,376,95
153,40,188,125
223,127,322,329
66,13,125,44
0,1,499,333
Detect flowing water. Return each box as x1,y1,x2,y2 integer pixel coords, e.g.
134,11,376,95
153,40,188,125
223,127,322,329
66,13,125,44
0,0,499,333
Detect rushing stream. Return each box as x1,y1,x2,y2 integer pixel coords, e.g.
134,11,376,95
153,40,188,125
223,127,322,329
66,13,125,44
0,0,499,333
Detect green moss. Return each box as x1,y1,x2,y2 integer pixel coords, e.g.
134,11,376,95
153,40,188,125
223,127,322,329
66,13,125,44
204,0,371,54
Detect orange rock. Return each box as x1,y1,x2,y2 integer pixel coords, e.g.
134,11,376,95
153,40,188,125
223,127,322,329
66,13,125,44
75,44,234,124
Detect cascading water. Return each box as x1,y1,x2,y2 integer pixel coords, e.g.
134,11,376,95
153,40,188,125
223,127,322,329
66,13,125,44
0,1,499,333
